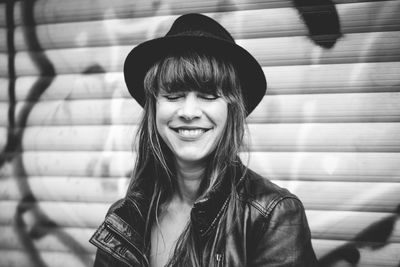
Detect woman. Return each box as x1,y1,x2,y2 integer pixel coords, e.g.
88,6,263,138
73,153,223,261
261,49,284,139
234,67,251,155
90,13,317,266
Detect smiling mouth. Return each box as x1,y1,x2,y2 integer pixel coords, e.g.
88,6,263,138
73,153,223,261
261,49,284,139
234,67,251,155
170,127,211,138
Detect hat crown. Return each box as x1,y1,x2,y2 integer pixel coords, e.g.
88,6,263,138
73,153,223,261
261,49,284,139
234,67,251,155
165,14,235,43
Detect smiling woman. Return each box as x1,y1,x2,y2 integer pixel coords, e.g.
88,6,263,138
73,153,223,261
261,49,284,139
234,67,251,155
156,89,228,164
89,13,317,267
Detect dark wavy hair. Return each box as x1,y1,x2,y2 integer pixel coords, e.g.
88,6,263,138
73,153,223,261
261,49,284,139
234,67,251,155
126,50,248,266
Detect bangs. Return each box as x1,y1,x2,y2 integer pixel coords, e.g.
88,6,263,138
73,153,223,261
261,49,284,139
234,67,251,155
144,51,240,98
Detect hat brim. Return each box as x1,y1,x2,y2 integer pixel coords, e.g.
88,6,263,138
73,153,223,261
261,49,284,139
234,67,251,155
123,35,266,115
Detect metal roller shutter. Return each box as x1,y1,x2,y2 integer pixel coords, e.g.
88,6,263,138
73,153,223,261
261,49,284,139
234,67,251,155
1,0,399,266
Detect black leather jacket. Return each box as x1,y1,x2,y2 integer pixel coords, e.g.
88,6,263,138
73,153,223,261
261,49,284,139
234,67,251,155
90,167,318,266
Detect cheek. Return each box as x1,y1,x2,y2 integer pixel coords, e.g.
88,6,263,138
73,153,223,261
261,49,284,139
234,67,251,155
155,102,169,126
215,103,228,127
209,103,228,137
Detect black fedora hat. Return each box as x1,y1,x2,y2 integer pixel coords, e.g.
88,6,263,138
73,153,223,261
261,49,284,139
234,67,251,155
123,13,266,115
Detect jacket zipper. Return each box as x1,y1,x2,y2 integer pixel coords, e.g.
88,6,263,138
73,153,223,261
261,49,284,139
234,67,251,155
215,253,223,267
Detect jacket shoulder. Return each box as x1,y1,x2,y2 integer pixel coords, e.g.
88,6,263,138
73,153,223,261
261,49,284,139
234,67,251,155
237,168,302,218
107,198,126,215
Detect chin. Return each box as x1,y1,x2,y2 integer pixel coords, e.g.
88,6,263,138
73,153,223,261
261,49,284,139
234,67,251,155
175,150,209,164
177,154,205,163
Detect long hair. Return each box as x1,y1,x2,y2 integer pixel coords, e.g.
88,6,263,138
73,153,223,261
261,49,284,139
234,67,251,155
126,50,248,266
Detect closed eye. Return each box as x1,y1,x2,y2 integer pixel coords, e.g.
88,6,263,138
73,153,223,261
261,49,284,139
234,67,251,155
198,93,220,101
162,93,185,101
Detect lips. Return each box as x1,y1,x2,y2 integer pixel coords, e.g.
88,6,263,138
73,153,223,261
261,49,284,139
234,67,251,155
170,126,211,139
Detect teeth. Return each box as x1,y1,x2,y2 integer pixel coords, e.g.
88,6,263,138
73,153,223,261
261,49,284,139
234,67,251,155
178,129,205,137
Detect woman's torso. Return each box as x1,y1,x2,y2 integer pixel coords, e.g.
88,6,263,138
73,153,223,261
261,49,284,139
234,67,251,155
90,167,317,266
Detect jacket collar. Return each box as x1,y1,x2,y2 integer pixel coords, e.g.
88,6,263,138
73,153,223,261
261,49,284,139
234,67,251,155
191,163,246,238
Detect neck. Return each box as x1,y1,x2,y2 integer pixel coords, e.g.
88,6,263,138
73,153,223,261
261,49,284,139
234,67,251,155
173,159,206,204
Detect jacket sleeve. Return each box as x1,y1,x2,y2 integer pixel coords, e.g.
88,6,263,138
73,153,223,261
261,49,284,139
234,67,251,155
250,197,318,267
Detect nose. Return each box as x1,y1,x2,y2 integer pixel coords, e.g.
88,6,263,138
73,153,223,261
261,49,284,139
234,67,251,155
177,93,202,120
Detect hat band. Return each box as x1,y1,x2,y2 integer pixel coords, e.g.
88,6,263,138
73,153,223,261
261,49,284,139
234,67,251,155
166,30,235,44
